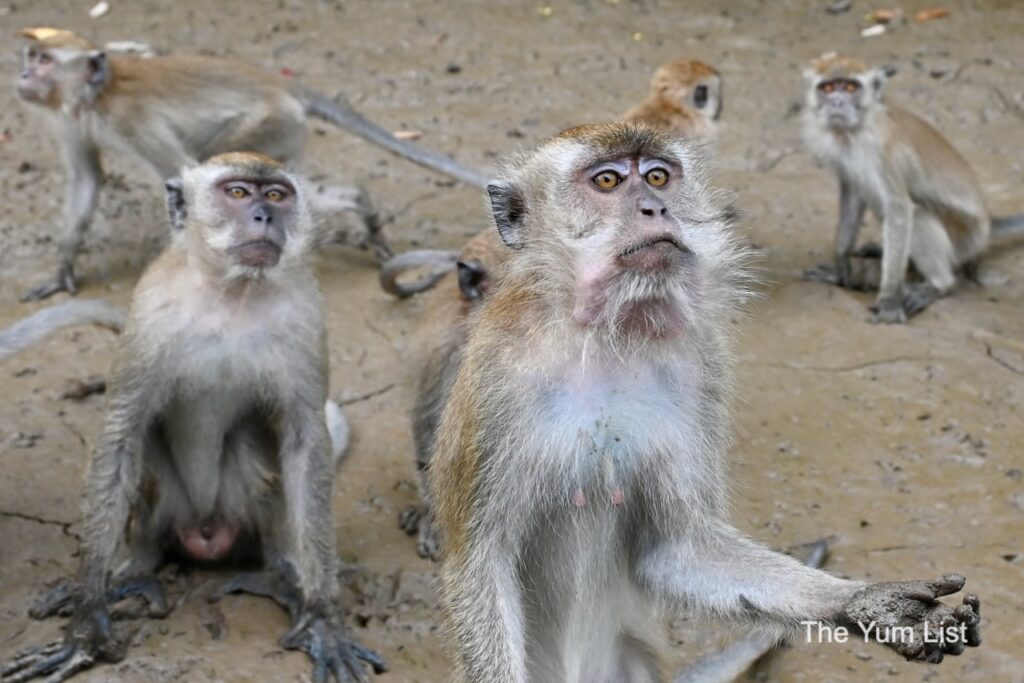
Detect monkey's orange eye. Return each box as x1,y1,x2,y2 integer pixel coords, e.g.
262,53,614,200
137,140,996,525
38,53,52,65
644,168,669,187
819,82,836,94
227,186,249,199
592,171,622,190
843,81,859,93
265,189,285,202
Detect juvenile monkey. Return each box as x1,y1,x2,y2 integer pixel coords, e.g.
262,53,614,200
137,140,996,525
1,153,384,683
0,299,123,360
801,54,1024,322
15,27,489,300
431,123,981,682
623,59,723,136
396,230,504,559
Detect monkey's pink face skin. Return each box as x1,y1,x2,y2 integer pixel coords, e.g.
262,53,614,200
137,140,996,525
17,46,59,106
215,178,296,269
814,77,866,131
176,523,240,562
570,155,691,337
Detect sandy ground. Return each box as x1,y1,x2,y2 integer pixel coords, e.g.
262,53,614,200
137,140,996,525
1,1,1022,681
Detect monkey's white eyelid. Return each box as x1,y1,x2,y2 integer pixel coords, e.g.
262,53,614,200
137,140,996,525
638,158,674,174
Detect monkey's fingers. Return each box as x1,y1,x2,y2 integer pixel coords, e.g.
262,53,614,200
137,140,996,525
956,595,982,647
28,582,77,620
1,641,83,683
398,505,423,536
108,575,170,618
918,574,966,600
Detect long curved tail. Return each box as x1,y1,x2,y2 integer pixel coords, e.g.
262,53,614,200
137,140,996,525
992,214,1024,243
0,299,125,361
379,249,460,298
300,89,489,189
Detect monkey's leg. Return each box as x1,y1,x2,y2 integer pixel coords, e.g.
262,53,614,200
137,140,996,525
309,185,393,263
22,142,103,301
209,559,304,622
899,212,957,318
803,179,867,289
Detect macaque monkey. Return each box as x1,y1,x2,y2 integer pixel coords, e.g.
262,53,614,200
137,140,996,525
431,122,981,682
1,153,385,683
395,230,504,559
15,27,489,301
623,59,723,136
0,299,123,360
801,53,1024,323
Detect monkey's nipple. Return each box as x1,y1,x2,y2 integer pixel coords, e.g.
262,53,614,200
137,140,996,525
571,489,588,508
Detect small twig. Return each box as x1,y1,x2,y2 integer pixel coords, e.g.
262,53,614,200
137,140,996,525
337,384,395,406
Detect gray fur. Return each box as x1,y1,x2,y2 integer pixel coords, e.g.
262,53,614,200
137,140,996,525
0,299,123,360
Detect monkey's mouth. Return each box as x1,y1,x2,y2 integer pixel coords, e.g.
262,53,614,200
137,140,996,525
232,240,282,268
617,235,690,270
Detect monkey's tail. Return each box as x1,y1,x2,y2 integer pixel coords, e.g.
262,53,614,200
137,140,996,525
325,400,351,469
0,299,124,361
298,89,490,189
379,249,460,298
991,214,1024,243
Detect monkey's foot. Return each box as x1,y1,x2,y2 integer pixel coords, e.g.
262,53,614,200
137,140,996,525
280,607,387,683
398,505,442,561
902,283,941,318
841,575,981,663
3,604,125,682
29,575,169,621
869,296,908,324
801,263,840,285
21,266,77,302
209,561,303,622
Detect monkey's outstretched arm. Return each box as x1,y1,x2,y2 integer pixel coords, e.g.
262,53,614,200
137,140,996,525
640,520,981,663
0,299,123,360
299,89,490,189
22,137,103,301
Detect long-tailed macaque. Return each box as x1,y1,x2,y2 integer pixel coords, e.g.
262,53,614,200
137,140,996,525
15,27,488,300
801,53,1024,322
623,58,723,136
396,230,504,559
1,154,384,683
430,123,981,682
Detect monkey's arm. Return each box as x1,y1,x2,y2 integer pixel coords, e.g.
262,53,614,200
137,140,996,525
275,393,387,680
638,520,981,662
22,135,103,301
873,195,915,323
833,178,867,287
299,89,490,189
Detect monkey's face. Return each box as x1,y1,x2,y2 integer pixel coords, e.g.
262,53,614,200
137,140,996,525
653,61,723,123
489,123,745,340
211,176,296,271
17,45,60,107
811,76,870,130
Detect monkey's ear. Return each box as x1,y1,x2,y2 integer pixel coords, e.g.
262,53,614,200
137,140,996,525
871,66,894,98
456,259,488,301
165,178,187,231
487,180,526,250
85,50,109,89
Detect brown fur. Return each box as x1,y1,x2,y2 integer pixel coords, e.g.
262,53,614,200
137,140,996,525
623,59,721,136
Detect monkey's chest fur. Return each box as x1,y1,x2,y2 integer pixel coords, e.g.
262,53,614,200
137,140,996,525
505,360,704,680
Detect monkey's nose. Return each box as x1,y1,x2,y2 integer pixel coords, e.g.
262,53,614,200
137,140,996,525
639,197,668,218
252,206,273,224
200,526,214,540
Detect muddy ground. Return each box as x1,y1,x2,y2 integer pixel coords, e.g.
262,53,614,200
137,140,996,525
0,1,1022,681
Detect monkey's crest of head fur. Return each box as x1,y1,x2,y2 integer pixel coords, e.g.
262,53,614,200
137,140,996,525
17,27,94,51
490,121,754,354
808,53,869,80
651,59,719,95
176,153,314,282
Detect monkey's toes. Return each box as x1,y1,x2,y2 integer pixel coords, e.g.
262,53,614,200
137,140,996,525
801,264,839,284
398,505,423,535
28,580,77,619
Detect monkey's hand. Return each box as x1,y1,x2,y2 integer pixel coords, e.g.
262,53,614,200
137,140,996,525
29,575,169,621
21,265,78,302
280,604,387,683
2,603,126,682
838,574,981,663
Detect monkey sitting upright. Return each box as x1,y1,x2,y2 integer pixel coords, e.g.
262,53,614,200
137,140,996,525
15,27,489,301
801,53,1024,323
1,153,385,683
395,230,504,560
431,122,981,682
623,58,723,136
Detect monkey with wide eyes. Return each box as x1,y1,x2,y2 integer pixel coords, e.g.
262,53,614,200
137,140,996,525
431,122,981,682
623,59,723,137
801,54,1024,323
14,27,489,301
1,153,385,683
394,230,504,560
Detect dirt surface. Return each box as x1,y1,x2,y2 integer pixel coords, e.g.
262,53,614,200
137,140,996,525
1,1,1022,682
